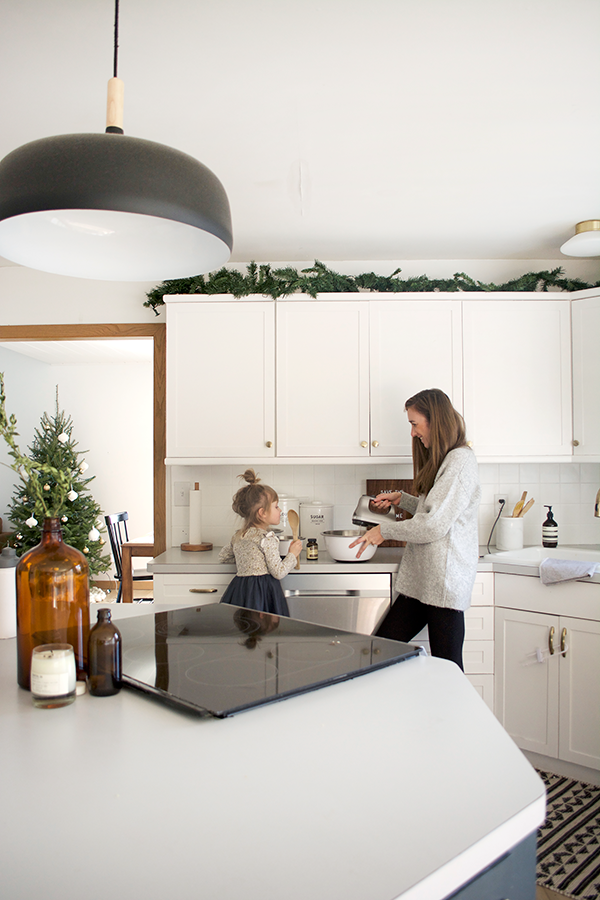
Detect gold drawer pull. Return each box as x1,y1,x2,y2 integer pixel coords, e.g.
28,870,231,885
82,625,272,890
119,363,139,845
561,627,567,657
548,626,555,655
189,588,218,593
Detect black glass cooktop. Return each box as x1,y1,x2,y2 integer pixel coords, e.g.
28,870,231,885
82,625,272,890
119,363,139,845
119,604,421,717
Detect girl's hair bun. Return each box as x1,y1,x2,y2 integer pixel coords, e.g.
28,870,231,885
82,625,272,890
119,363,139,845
240,468,260,485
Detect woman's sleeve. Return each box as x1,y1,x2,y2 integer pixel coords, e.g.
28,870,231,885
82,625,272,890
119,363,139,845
262,533,296,580
380,453,476,545
218,540,235,563
399,493,419,515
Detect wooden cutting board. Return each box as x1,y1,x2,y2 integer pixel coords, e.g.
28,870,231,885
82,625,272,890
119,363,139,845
366,479,415,548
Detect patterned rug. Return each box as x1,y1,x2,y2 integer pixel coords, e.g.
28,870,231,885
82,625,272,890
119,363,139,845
536,770,600,899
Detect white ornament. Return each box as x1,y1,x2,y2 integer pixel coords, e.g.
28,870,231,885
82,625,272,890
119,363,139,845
88,527,100,541
25,516,38,528
58,433,68,444
67,490,78,502
79,462,89,473
83,547,89,554
61,516,68,523
43,484,50,491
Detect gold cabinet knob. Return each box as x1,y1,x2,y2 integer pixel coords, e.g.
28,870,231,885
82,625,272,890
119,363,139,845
266,441,273,448
573,439,580,447
360,441,368,448
466,441,473,448
372,440,379,448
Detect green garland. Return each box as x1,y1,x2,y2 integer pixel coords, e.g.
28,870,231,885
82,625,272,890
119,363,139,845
144,261,600,315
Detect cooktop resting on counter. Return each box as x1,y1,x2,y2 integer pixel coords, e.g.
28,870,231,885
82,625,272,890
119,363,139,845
119,604,421,717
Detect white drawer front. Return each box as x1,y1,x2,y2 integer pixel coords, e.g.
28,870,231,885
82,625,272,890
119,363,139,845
463,640,494,674
154,573,233,605
471,572,494,605
465,606,494,640
466,674,494,711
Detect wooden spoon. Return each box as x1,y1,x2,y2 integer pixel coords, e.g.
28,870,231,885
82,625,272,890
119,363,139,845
512,491,527,518
518,498,535,517
287,509,300,570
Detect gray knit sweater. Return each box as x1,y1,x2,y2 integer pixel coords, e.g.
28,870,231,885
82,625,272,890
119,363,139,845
379,447,481,611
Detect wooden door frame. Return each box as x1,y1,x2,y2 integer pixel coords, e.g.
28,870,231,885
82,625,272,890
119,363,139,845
0,323,166,555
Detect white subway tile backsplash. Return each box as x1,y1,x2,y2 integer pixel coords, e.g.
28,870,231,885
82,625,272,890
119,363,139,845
169,462,600,549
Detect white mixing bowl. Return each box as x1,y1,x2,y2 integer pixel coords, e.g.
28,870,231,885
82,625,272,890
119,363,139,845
321,530,377,562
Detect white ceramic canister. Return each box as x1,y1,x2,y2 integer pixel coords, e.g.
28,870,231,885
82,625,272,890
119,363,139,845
0,546,18,639
495,516,524,551
278,495,300,536
300,501,333,541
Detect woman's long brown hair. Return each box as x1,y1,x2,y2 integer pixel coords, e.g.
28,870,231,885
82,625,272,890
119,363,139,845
405,389,468,495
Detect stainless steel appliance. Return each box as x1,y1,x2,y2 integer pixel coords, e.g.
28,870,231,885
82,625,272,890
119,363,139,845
281,572,392,635
352,494,398,529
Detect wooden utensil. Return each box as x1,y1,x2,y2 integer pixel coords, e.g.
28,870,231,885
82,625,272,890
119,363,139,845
512,491,527,517
518,498,535,518
287,509,300,569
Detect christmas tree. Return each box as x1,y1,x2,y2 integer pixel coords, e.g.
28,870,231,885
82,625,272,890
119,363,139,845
0,376,111,576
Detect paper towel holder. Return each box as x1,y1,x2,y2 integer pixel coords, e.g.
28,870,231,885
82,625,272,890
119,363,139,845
181,482,213,552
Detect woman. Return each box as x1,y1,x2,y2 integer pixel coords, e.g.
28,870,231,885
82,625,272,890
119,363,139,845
350,388,481,670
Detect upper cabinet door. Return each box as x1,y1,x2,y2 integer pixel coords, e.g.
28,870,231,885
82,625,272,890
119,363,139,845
369,299,463,457
463,300,572,458
276,300,370,457
166,298,275,459
572,294,600,460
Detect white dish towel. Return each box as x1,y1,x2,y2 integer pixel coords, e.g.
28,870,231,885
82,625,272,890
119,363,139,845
539,557,599,585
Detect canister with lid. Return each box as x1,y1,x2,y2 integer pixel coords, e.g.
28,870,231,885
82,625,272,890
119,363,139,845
278,495,300,536
300,501,333,541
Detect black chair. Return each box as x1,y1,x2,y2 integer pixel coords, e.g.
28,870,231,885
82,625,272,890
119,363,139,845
104,512,153,603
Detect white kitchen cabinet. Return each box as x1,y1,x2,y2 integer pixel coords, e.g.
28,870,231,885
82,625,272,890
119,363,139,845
165,296,275,459
276,295,462,458
153,572,233,606
276,298,370,457
369,298,463,456
572,291,600,460
462,298,572,458
495,574,600,770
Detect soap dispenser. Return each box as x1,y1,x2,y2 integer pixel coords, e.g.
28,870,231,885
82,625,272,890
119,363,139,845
542,505,558,548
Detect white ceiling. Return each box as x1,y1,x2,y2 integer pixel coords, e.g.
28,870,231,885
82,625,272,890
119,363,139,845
1,0,599,267
0,340,153,365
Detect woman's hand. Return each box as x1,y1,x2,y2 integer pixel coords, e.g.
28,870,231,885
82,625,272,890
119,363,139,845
373,491,402,508
290,540,303,558
348,526,384,558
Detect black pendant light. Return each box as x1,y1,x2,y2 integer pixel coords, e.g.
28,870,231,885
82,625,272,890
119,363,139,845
0,1,232,282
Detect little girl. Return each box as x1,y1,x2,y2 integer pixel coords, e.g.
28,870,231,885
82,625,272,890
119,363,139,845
219,469,302,615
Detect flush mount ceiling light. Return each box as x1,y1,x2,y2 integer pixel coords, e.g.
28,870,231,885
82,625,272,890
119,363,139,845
560,220,600,258
0,1,232,282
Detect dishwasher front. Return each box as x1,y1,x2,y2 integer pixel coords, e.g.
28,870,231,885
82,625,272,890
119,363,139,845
281,572,393,635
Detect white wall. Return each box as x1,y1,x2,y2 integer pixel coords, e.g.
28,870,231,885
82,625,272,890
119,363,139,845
0,345,153,574
169,461,600,551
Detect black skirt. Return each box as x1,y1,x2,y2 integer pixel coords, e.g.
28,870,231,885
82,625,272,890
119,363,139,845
220,574,290,616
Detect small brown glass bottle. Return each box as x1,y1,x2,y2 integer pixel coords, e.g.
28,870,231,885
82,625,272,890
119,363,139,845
306,538,318,560
88,608,122,696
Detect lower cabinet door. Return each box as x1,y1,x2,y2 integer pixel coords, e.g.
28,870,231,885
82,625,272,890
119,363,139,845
495,607,559,757
558,615,600,768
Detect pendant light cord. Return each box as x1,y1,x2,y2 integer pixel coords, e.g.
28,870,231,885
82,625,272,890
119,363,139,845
113,0,120,78
105,0,124,134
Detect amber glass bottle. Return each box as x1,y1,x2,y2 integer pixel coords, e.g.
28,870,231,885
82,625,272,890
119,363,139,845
88,608,122,696
16,518,89,690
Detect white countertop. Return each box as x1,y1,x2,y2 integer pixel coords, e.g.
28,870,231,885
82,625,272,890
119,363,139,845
0,633,544,900
148,543,600,583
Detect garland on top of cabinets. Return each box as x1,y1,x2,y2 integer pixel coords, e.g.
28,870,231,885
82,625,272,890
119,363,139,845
143,260,600,315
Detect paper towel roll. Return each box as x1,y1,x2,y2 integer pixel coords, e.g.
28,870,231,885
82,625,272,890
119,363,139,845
189,486,203,544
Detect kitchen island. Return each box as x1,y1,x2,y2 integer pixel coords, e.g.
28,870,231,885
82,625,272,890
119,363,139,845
0,626,544,900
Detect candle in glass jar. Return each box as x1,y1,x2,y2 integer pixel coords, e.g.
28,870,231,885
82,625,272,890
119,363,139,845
30,644,76,708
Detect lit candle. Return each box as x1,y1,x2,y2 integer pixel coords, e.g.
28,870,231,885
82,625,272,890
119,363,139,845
30,644,76,708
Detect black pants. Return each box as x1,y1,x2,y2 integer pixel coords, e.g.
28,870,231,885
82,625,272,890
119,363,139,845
375,593,465,671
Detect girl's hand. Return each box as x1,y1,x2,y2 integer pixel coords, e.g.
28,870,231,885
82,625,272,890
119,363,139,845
290,539,303,558
348,526,384,558
373,491,402,508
